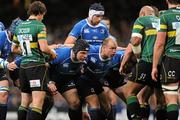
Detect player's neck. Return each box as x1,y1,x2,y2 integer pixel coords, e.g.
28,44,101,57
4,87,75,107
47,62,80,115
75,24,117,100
28,15,38,20
168,4,180,9
100,48,108,59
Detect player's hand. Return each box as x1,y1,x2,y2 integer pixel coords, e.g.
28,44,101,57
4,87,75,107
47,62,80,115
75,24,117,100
151,67,158,81
7,62,17,71
50,50,57,60
48,81,57,95
119,65,125,75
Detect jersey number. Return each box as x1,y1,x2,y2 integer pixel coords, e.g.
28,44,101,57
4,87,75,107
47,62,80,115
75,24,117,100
152,19,160,31
172,22,180,45
17,34,33,56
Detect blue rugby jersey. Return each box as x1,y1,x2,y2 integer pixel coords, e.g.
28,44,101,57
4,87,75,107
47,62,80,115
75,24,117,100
50,47,85,75
85,45,112,80
111,50,124,68
69,19,109,45
0,31,12,60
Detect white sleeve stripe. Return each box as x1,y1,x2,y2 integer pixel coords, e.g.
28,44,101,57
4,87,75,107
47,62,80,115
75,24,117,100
0,58,8,69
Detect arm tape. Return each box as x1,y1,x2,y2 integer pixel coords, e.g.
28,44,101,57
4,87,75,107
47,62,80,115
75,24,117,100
130,43,141,54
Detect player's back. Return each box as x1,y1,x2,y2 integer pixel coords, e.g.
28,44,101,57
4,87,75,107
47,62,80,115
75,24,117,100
14,19,47,65
132,15,159,63
160,8,180,59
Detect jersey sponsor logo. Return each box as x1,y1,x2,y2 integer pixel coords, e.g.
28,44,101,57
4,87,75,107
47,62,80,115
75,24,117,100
84,28,90,33
92,29,97,32
22,21,31,24
169,49,180,52
100,29,105,34
30,79,41,88
86,39,102,43
168,71,176,77
92,36,98,39
90,88,95,93
90,57,97,63
176,15,180,21
63,63,69,68
67,82,75,87
18,28,30,34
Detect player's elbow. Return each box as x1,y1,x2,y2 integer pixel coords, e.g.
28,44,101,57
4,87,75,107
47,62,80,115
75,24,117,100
130,36,141,46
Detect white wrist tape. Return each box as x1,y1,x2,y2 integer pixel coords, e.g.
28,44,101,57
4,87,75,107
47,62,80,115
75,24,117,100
130,44,141,54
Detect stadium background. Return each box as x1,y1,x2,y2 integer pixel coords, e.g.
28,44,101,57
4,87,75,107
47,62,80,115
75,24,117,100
0,0,166,46
0,0,172,120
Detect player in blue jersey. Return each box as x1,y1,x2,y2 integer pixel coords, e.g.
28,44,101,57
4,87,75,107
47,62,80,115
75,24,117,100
0,18,22,120
76,38,118,120
101,16,127,119
64,3,109,45
48,39,90,120
0,22,5,31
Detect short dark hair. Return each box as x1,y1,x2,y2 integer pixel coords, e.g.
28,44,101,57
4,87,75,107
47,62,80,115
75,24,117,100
27,1,47,16
102,16,110,21
167,0,180,4
89,3,104,11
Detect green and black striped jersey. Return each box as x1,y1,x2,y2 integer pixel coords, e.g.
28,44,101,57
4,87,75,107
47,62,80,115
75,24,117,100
159,7,180,59
132,15,159,63
13,19,48,65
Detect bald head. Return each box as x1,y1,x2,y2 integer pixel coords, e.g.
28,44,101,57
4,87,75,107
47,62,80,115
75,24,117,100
139,6,155,17
102,38,118,48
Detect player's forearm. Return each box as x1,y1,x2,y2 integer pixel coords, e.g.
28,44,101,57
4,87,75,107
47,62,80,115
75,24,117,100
64,36,76,44
153,43,164,68
153,32,166,68
121,44,133,66
11,44,22,54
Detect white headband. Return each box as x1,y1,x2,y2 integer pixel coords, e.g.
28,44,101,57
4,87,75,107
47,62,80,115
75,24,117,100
88,10,104,20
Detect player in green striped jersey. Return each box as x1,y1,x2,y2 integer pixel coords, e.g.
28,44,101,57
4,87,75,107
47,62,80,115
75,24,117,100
12,1,57,120
120,6,159,120
152,0,180,119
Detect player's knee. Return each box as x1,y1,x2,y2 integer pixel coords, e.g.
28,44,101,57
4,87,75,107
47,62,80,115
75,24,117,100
0,91,8,103
69,99,81,109
86,96,100,108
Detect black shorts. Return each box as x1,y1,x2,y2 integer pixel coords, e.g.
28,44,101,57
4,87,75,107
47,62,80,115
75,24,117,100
49,65,77,94
19,63,48,93
9,68,19,81
0,69,7,81
128,60,160,88
76,75,104,99
161,56,180,84
54,77,76,94
101,67,126,89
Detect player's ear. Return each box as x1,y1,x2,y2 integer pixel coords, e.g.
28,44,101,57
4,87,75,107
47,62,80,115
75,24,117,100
139,12,145,17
